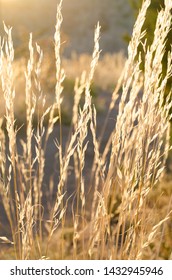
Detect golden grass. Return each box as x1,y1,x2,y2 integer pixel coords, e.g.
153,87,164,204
0,0,172,260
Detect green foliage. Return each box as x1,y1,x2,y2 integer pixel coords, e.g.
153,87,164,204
129,0,164,45
129,0,172,97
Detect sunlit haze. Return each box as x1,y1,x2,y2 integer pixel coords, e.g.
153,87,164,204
0,0,134,56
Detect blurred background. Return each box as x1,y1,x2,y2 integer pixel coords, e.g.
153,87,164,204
0,0,135,122
0,0,134,56
1,1,170,126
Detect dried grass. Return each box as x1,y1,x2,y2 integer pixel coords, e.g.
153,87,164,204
0,0,172,260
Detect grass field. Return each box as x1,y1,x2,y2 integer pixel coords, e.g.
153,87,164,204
0,0,172,260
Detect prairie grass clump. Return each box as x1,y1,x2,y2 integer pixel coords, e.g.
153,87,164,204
0,0,172,260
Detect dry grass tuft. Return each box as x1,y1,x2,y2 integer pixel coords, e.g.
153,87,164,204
0,0,172,260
